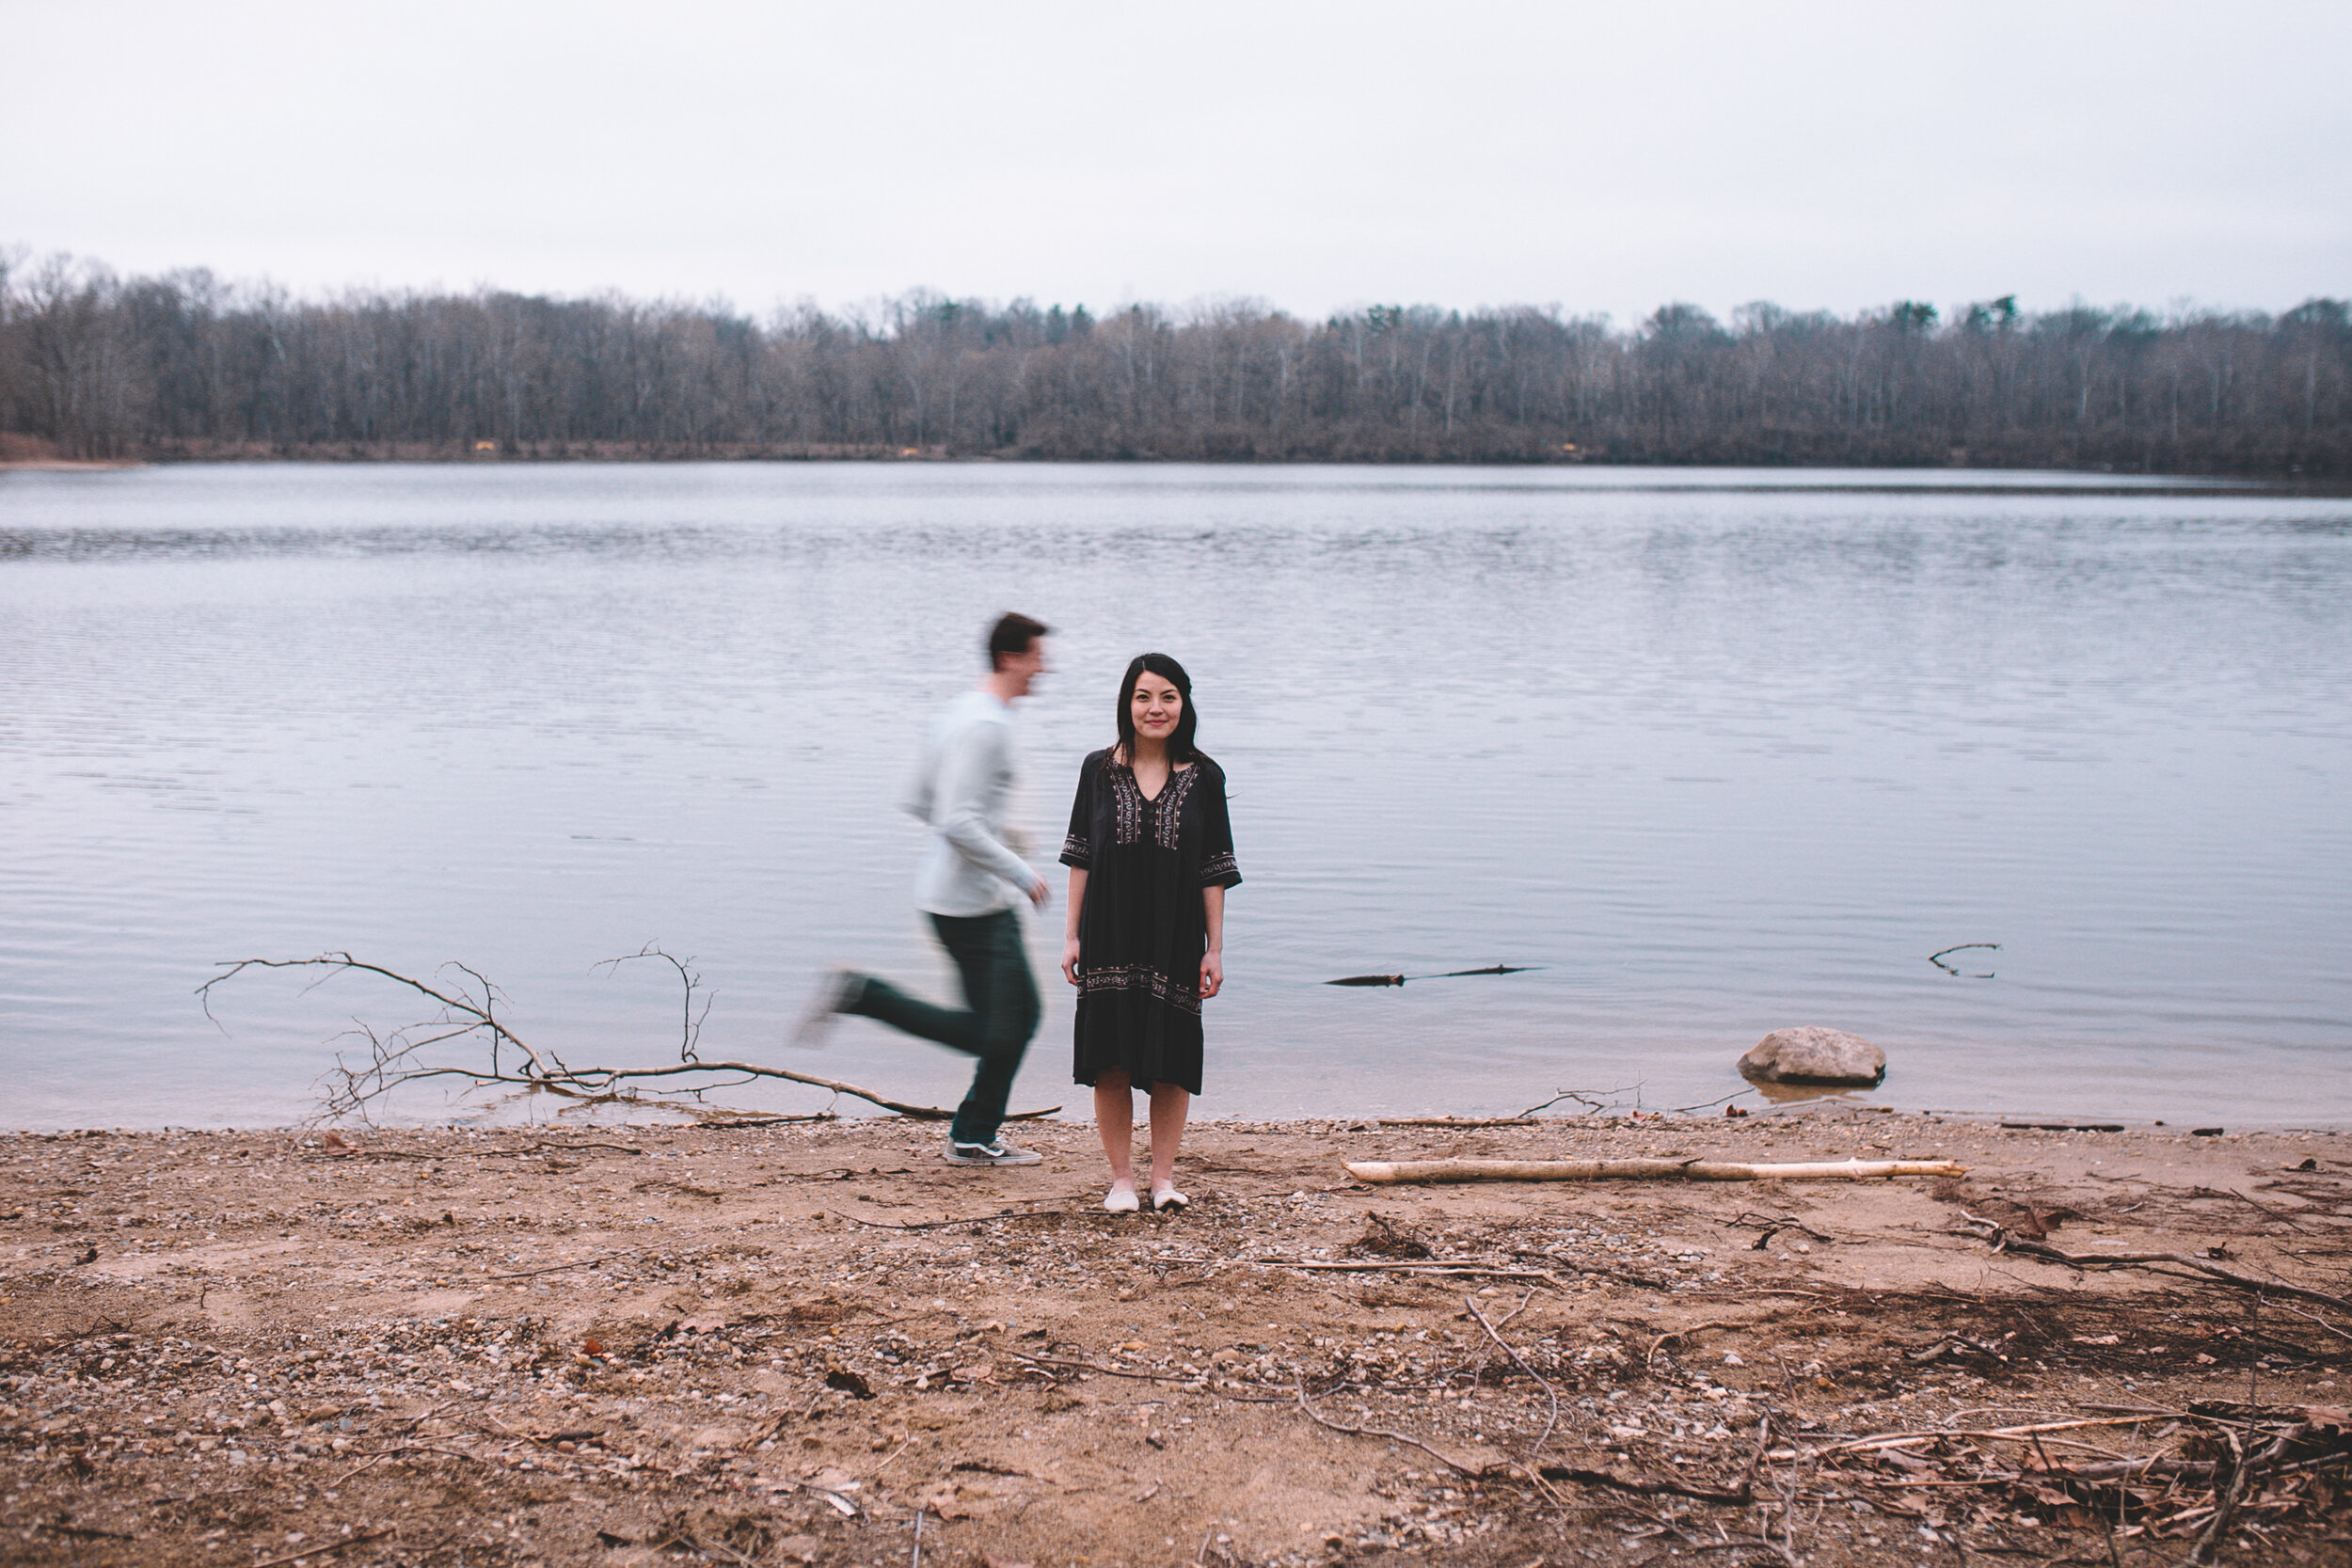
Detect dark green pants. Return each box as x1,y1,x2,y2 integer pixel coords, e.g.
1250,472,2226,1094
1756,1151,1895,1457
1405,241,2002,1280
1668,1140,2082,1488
844,908,1039,1147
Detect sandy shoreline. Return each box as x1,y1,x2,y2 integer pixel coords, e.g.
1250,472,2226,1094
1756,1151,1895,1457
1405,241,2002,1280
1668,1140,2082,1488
3,1111,2346,1566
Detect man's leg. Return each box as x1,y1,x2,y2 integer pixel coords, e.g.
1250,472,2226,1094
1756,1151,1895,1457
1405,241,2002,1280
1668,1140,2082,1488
931,910,1041,1148
840,964,983,1053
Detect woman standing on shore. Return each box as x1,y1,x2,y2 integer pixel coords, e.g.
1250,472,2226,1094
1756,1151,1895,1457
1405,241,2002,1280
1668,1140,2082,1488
1059,654,1242,1213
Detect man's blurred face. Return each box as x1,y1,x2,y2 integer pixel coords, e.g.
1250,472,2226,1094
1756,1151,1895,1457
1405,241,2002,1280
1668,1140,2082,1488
1000,636,1049,698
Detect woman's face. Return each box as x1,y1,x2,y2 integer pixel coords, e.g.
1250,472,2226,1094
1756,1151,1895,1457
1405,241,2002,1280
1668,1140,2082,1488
1130,673,1184,745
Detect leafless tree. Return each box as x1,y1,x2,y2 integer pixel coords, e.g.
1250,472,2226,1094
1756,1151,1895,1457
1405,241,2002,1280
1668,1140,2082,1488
3,245,2344,473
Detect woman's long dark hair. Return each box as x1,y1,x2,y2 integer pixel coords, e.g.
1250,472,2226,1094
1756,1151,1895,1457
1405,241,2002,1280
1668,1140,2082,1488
1112,652,1201,767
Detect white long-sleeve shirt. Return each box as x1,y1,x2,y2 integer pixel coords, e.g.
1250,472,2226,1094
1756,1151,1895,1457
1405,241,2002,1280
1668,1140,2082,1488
902,689,1039,917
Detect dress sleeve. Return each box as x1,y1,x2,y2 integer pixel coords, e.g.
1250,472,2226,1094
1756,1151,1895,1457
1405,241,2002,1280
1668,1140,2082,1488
1059,755,1095,869
1199,768,1241,889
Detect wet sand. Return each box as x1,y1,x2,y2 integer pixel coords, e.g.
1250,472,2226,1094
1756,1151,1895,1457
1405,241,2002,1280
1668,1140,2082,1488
3,1111,2345,1566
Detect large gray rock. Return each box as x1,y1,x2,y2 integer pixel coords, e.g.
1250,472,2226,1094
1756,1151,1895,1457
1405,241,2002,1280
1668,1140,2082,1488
1739,1027,1885,1087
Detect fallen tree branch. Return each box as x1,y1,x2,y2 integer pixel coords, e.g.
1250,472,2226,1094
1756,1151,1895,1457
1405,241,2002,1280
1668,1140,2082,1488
1959,1222,2352,1311
200,952,1057,1122
1345,1156,1965,1185
466,1055,1059,1121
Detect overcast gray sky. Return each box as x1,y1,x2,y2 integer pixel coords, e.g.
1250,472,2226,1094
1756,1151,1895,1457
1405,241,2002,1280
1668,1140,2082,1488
7,0,2347,325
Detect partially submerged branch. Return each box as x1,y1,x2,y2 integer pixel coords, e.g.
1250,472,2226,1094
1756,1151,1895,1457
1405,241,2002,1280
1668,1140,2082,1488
201,951,1057,1123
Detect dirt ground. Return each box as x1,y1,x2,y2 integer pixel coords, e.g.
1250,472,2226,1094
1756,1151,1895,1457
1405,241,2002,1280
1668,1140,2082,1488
3,1110,2347,1568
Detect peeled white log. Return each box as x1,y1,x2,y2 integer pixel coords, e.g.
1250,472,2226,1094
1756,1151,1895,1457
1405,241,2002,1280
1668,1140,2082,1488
1343,1156,1965,1184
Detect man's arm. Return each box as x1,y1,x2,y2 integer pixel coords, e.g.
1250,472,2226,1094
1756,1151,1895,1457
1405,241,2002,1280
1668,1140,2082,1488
932,720,1045,900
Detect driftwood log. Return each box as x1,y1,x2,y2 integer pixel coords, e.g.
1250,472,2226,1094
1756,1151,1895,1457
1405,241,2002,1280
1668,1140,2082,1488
1344,1156,1965,1184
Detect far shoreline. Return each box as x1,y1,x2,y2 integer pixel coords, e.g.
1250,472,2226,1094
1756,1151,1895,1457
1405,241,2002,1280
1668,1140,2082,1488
5,448,2345,494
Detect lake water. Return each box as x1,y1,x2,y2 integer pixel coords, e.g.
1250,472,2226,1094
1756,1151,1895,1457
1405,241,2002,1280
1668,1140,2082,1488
3,462,2347,1132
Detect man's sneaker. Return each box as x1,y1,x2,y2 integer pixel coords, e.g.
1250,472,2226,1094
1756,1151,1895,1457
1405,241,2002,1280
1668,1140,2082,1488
788,968,863,1049
945,1140,1043,1166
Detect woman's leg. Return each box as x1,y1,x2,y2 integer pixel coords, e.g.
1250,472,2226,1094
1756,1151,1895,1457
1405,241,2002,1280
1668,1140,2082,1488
1146,1083,1190,1198
1093,1071,1136,1198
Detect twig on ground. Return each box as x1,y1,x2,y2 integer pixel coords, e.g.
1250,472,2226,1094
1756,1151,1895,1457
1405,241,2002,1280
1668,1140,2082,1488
1466,1291,1560,1457
484,1254,640,1281
326,1443,483,1485
1013,1354,1222,1389
1146,1253,1570,1288
829,1208,1079,1232
1664,1091,1755,1115
1346,1156,1965,1184
36,1522,138,1541
1815,1416,2169,1456
1377,1117,1538,1128
2189,1433,2250,1566
1957,1220,2352,1311
246,1528,397,1568
314,1141,646,1160
2277,1303,2352,1342
655,1527,761,1567
2191,1184,2312,1232
1520,1085,1645,1117
1291,1380,1489,1480
1648,1322,1740,1364
1536,1464,1754,1506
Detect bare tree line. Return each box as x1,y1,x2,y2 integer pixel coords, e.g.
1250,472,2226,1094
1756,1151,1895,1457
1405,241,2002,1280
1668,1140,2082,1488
3,247,2345,474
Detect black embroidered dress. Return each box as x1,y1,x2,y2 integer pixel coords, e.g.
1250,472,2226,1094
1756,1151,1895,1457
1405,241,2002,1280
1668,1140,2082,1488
1059,749,1241,1096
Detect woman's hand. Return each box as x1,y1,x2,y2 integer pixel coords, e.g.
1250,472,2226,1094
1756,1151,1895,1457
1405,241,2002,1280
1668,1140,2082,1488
1199,885,1225,1000
1061,867,1088,986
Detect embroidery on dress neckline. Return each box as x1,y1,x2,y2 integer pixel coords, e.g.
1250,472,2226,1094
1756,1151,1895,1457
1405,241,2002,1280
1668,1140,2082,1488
1154,764,1201,850
1109,762,1145,844
1111,760,1196,847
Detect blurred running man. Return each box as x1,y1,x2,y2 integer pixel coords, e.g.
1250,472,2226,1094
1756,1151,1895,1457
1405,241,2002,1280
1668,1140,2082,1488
793,612,1053,1165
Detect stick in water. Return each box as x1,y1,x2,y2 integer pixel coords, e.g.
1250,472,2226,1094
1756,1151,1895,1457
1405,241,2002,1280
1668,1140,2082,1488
1326,964,1539,987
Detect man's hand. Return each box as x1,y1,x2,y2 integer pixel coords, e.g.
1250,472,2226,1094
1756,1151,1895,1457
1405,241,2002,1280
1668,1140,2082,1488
1199,949,1223,1000
1027,875,1052,910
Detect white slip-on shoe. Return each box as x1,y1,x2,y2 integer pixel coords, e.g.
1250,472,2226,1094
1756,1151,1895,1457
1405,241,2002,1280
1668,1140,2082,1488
1103,1183,1140,1213
1151,1185,1188,1212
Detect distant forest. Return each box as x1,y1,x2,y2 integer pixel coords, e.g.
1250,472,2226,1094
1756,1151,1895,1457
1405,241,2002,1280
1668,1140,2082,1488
3,249,2347,474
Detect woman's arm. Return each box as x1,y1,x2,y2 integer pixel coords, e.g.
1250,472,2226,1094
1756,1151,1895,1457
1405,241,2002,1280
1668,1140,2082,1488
1061,867,1089,986
1199,884,1225,999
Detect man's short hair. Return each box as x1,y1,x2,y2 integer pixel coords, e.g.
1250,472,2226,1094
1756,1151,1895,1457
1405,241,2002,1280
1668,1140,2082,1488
988,611,1049,670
